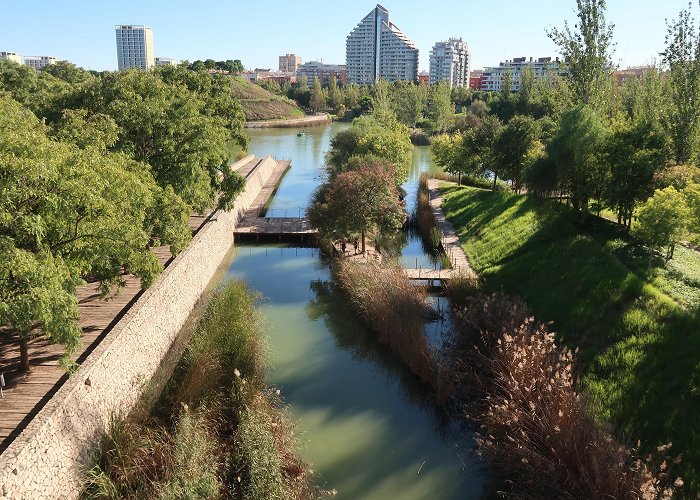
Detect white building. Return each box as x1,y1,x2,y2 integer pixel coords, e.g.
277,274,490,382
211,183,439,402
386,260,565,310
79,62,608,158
155,57,178,66
429,38,471,88
482,57,562,92
296,61,346,86
115,25,155,70
346,4,418,85
23,56,57,71
0,52,23,65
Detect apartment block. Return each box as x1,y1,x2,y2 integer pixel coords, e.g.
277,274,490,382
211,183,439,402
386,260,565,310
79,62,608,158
481,56,562,92
429,38,471,88
296,61,346,86
155,57,178,66
0,51,22,65
23,56,57,71
346,4,418,84
115,25,155,70
279,53,301,73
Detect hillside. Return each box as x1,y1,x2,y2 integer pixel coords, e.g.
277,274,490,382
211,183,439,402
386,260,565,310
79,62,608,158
441,185,700,492
229,77,304,121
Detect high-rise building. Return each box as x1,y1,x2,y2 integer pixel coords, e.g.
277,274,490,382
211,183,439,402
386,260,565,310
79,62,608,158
0,52,23,65
23,56,57,71
429,38,471,88
115,25,155,70
279,54,301,73
481,57,562,92
155,57,178,66
296,61,346,86
346,4,418,85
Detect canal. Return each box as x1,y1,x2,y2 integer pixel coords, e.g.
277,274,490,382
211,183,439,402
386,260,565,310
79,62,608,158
226,124,487,498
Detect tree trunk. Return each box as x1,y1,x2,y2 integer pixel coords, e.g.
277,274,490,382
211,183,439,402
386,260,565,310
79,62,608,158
361,231,366,254
20,336,29,372
458,172,461,186
492,171,498,191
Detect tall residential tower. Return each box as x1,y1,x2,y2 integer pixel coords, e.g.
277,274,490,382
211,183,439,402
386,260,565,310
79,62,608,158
346,5,418,85
115,25,155,70
429,38,471,88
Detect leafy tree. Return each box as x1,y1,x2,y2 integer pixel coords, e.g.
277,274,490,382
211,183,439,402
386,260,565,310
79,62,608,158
548,0,615,108
325,114,412,183
549,105,607,218
391,82,427,127
297,74,309,92
43,61,95,85
603,120,668,226
469,100,489,117
491,70,517,121
0,59,68,119
344,83,361,110
662,4,700,164
51,109,119,152
470,115,503,189
683,182,700,233
493,115,540,191
426,82,453,133
310,76,326,112
432,133,469,181
0,95,190,371
372,79,392,115
308,159,406,253
632,187,690,267
328,75,343,112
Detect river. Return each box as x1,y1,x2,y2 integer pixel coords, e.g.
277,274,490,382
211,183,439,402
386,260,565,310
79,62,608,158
226,124,487,499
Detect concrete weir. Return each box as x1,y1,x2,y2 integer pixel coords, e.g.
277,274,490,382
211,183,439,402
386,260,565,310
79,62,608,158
0,154,284,499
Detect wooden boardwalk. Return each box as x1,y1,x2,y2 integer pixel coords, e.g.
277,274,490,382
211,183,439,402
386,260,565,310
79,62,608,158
1,202,215,450
235,217,316,236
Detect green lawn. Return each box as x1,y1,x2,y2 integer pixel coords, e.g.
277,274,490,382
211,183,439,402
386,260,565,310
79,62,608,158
442,185,700,492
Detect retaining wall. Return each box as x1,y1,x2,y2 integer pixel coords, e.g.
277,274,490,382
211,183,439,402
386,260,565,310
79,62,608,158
0,155,277,499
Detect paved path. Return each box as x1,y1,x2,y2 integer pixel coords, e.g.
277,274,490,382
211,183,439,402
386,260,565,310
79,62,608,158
234,217,316,236
426,179,476,278
244,113,331,128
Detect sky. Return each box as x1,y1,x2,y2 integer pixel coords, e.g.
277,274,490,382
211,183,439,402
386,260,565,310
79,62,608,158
0,0,693,72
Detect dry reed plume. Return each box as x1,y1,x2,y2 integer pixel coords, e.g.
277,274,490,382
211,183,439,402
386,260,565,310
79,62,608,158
449,292,681,499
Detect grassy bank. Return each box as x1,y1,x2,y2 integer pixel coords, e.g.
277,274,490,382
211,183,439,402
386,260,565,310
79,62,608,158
441,185,700,492
84,281,322,499
230,77,305,122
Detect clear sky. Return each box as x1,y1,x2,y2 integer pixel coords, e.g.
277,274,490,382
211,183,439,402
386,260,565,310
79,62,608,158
0,0,692,72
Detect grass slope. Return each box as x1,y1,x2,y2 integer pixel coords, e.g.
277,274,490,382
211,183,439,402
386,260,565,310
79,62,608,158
442,185,700,491
230,77,304,121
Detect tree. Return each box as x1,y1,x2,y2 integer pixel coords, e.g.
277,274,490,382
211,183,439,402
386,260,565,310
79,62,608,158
307,159,406,253
328,75,343,112
426,82,453,133
297,74,309,92
493,115,540,191
0,95,190,371
684,182,700,233
310,76,325,113
344,83,360,110
371,79,392,115
632,187,690,267
391,82,427,128
548,0,615,108
603,120,668,226
51,109,119,152
549,105,607,218
662,4,700,164
471,115,504,189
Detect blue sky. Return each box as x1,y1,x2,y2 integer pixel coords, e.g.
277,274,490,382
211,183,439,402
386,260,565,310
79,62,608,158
0,0,692,72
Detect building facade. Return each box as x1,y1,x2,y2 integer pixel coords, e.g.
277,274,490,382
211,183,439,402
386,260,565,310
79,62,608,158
297,61,346,86
23,56,57,71
469,70,484,90
279,53,301,73
155,57,178,66
429,38,471,88
346,4,418,85
481,56,562,92
0,51,22,64
115,25,155,70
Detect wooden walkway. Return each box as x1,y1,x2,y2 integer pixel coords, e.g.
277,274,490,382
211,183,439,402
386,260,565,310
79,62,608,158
1,206,214,450
234,217,316,236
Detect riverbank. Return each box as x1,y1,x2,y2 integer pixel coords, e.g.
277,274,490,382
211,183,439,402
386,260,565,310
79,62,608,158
441,184,699,493
244,113,331,129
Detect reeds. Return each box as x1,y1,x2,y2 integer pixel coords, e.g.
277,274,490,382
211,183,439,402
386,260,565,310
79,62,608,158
84,281,324,499
334,259,453,403
449,292,681,499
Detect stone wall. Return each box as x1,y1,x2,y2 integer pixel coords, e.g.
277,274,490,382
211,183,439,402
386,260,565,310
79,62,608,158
0,155,277,499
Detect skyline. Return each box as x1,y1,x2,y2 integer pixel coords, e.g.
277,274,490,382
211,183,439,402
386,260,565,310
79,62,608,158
0,0,692,73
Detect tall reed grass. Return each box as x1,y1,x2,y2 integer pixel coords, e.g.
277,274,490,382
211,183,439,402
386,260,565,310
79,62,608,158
84,281,324,499
334,259,453,403
449,292,681,499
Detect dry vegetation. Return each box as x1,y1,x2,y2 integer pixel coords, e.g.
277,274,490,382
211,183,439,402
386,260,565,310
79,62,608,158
229,77,305,121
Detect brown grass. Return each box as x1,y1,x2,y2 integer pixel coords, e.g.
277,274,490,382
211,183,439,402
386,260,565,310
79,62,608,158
449,292,681,499
334,259,453,403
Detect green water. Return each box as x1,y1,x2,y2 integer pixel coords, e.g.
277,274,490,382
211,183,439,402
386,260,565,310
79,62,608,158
228,125,487,498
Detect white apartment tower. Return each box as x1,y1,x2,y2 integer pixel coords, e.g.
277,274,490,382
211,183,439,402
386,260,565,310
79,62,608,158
115,25,155,70
429,38,471,88
0,52,23,65
346,5,418,85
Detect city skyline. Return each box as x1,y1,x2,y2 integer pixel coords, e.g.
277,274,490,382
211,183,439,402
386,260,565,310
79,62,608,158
0,0,692,73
